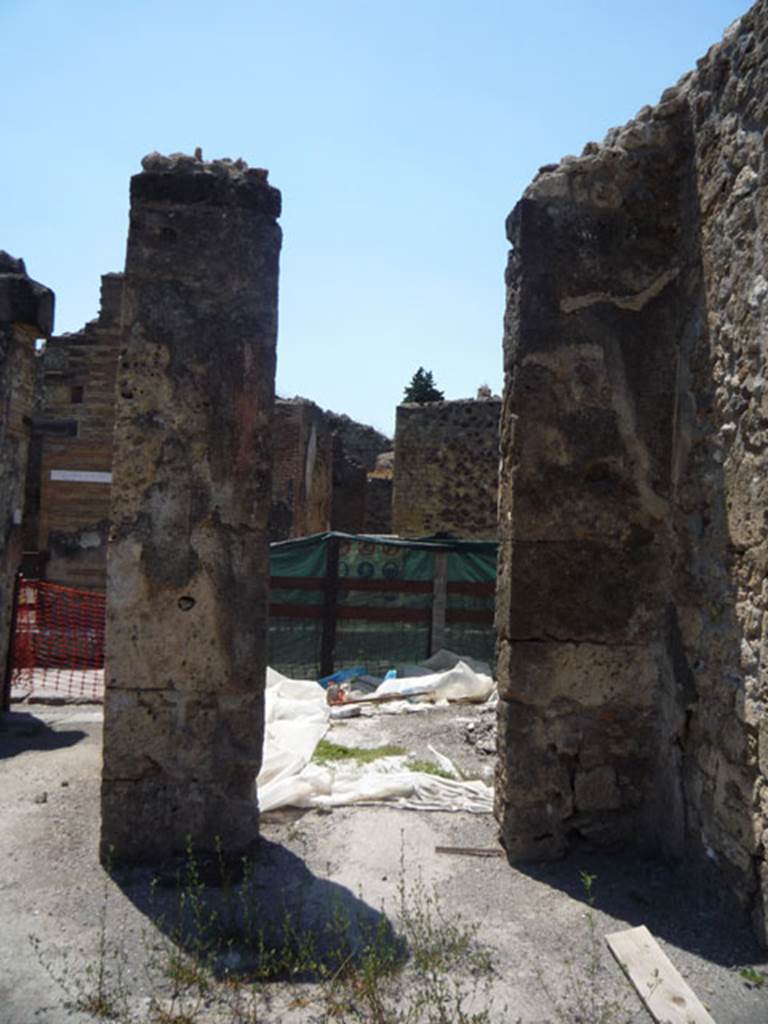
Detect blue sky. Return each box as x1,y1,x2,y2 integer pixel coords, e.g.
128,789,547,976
2,0,746,435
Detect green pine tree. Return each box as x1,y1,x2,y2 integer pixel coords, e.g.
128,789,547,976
403,367,444,403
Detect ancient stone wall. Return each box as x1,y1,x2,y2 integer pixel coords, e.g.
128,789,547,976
326,412,390,472
330,442,368,534
269,398,332,541
327,411,391,534
101,153,280,861
392,398,501,539
0,253,53,697
30,273,122,589
497,0,768,941
365,474,393,534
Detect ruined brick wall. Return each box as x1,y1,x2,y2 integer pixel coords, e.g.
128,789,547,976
0,253,53,692
328,412,391,534
269,399,332,541
497,1,768,940
32,273,122,589
392,398,501,539
102,153,280,861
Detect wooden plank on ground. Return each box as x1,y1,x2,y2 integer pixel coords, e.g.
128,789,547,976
605,924,715,1024
435,845,504,858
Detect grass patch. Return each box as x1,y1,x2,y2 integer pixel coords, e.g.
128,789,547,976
312,739,405,766
406,759,455,780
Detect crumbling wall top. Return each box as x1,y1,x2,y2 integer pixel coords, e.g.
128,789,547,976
517,5,754,217
134,151,281,215
0,251,54,335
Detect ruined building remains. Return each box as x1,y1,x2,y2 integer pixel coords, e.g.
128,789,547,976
497,1,768,941
270,401,392,540
27,274,122,590
0,254,53,699
101,153,281,860
269,398,332,541
365,450,394,535
392,397,501,539
328,412,392,535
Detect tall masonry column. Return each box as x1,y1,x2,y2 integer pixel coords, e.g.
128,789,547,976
0,253,54,709
101,153,281,861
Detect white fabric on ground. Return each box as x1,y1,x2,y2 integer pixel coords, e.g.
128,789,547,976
371,656,494,704
257,664,495,813
258,668,329,812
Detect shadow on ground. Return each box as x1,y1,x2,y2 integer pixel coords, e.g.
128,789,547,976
0,711,86,760
512,849,765,968
111,837,400,980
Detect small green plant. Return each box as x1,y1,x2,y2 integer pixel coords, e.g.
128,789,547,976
312,739,405,766
536,870,639,1024
580,870,597,906
30,847,132,1021
35,835,504,1024
740,965,767,988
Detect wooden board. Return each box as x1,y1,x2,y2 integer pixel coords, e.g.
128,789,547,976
606,925,715,1024
435,845,504,858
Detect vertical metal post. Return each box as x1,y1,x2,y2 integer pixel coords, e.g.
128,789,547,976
320,535,340,677
430,550,448,656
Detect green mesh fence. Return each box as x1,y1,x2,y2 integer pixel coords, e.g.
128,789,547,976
268,533,497,680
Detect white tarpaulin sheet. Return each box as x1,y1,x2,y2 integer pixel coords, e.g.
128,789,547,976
257,663,495,814
371,656,495,705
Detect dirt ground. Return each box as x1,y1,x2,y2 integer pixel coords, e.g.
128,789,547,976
2,699,768,1024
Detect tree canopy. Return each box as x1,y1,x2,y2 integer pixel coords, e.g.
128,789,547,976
403,367,444,404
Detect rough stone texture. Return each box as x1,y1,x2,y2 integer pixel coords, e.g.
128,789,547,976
0,254,54,691
269,398,332,541
392,398,501,539
365,473,393,534
27,274,123,589
326,412,391,473
268,402,390,540
497,2,768,942
330,441,368,534
328,412,391,534
101,153,281,861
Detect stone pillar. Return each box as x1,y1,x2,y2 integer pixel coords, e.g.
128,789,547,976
0,253,54,706
101,153,281,861
496,0,768,943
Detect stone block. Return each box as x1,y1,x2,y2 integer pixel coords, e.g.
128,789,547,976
498,640,658,709
0,268,54,335
574,766,621,812
501,541,664,643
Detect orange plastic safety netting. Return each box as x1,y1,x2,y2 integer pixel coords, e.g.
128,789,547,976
10,578,105,701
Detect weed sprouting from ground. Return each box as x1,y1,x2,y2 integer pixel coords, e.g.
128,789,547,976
33,838,501,1023
30,848,133,1021
535,870,640,1024
740,966,768,988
